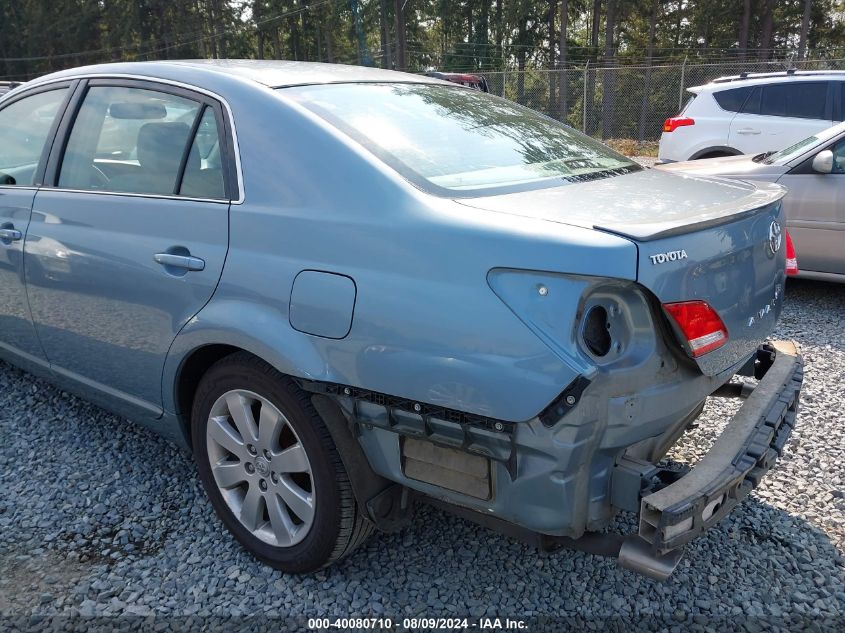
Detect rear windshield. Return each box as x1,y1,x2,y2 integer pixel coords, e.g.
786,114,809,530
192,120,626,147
282,83,639,196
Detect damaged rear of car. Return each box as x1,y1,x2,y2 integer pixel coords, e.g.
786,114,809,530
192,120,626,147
276,82,802,578
2,62,803,583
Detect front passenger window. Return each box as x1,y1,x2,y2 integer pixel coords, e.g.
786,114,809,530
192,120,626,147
831,140,845,174
0,89,68,186
59,86,201,196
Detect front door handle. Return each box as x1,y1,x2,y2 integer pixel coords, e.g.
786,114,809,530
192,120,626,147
0,228,22,242
736,128,761,135
154,252,205,271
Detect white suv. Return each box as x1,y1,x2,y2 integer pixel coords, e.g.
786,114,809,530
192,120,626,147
658,70,845,163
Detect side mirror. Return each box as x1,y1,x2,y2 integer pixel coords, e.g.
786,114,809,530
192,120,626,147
812,149,834,174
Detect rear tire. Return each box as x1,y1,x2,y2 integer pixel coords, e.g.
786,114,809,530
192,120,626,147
191,352,372,572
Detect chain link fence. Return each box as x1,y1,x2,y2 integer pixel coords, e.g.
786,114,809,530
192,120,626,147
484,58,845,144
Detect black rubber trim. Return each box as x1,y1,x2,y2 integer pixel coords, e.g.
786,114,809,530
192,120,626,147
296,379,515,433
296,379,520,480
538,375,591,427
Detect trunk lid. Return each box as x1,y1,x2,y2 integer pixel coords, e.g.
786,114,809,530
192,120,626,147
632,199,786,375
458,169,787,375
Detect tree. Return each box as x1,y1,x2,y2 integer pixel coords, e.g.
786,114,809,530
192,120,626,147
600,0,617,139
798,0,813,59
638,0,659,142
3,0,845,92
760,0,776,59
393,0,406,70
584,0,602,135
558,0,569,121
739,0,752,56
548,0,555,114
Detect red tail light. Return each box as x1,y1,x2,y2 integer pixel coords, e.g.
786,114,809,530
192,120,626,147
663,116,695,132
663,117,695,133
663,301,728,357
785,230,798,276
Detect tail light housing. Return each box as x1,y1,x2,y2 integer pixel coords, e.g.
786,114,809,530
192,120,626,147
663,117,695,133
663,300,728,357
785,230,798,276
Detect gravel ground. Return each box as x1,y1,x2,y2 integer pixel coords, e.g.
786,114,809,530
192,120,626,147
1,280,844,631
632,155,658,168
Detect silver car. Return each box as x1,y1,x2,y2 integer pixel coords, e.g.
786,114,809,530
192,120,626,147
659,123,845,281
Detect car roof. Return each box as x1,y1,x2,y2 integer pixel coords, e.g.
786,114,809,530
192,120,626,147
24,60,448,90
691,70,845,94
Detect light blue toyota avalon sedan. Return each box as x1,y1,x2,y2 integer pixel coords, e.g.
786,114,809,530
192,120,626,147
0,60,803,579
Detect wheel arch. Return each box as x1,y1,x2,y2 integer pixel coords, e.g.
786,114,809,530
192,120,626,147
173,343,243,445
163,300,336,445
168,329,400,531
688,146,743,160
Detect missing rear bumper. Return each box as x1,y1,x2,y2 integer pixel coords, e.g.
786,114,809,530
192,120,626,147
621,340,802,576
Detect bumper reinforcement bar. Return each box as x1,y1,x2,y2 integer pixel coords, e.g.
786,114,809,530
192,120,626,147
618,340,803,579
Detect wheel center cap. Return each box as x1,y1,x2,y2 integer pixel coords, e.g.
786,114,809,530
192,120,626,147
255,457,270,477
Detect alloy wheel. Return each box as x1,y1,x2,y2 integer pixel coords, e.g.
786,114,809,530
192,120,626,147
205,389,315,547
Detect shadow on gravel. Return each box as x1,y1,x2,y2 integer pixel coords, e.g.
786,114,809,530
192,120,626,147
326,496,845,620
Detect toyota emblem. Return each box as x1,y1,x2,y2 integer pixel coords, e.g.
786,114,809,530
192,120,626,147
768,221,783,255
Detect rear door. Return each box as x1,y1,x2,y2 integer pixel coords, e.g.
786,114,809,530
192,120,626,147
25,78,234,418
728,81,833,154
0,83,73,368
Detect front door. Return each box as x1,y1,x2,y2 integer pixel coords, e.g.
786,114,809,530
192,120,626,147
0,84,72,367
778,137,845,276
25,80,233,417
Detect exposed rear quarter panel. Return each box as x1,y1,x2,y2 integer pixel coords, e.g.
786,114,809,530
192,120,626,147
165,90,640,422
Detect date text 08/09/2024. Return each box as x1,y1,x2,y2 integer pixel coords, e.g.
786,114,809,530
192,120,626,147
308,617,529,630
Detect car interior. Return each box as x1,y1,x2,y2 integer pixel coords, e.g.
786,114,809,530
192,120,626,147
58,87,226,199
0,90,68,186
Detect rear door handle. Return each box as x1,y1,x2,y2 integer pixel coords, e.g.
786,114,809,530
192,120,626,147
154,253,205,271
736,128,761,135
0,228,22,242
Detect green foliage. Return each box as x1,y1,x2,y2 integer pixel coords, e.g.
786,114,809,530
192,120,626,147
1,0,844,81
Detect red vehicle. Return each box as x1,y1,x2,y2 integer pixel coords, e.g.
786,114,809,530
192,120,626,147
425,72,489,92
0,81,19,97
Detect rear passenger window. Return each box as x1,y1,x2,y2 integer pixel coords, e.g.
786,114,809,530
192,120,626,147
741,86,761,114
59,85,226,199
839,83,845,121
713,87,751,112
179,108,226,199
758,82,828,120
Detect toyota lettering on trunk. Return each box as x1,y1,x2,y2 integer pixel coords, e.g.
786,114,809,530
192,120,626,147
649,249,689,265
